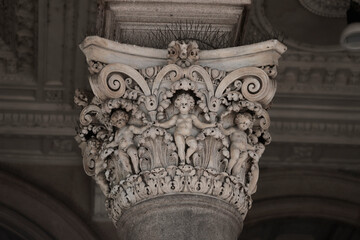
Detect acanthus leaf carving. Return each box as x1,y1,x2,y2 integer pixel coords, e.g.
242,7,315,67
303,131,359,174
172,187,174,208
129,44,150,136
76,39,285,225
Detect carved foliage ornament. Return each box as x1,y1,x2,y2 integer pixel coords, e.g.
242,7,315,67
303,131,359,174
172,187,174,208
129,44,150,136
75,40,277,225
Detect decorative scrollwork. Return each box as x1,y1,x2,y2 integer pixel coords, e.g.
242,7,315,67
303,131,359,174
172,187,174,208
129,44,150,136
76,39,283,224
79,105,101,126
90,63,151,101
152,64,183,94
215,67,274,108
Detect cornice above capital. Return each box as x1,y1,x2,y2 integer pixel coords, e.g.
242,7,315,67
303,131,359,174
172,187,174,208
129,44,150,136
80,36,286,72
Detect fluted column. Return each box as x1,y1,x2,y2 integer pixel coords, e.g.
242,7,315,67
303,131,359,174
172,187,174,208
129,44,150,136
75,37,286,240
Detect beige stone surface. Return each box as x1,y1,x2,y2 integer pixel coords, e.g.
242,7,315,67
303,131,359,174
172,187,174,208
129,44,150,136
0,0,359,239
75,37,285,239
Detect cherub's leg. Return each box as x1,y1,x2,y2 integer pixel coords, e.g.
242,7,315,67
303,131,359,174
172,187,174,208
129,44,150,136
127,146,140,174
247,162,259,194
95,172,109,195
232,152,248,176
117,150,132,173
185,137,197,164
227,146,240,175
174,134,186,165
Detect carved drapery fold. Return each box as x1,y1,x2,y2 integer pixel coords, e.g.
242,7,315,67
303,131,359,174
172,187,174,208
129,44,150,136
76,38,286,225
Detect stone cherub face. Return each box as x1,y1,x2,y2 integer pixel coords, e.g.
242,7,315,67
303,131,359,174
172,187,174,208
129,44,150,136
110,110,129,129
234,113,252,131
174,93,195,114
167,40,199,67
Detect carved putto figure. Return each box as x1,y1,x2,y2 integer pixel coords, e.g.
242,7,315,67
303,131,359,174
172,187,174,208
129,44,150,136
219,113,255,175
76,37,283,223
155,93,216,165
105,110,150,174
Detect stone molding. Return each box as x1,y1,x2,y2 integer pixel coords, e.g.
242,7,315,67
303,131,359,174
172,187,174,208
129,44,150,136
95,0,251,49
0,111,77,132
0,102,78,137
80,36,285,71
105,165,251,223
271,119,360,144
76,37,286,224
277,51,360,95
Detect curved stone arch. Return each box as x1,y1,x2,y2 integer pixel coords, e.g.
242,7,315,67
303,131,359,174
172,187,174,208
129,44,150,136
247,196,360,227
215,67,274,107
0,205,53,240
0,171,99,240
251,0,344,52
152,64,183,94
246,168,360,227
92,63,151,100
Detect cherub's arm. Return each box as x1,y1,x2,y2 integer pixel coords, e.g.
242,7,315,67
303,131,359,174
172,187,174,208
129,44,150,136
106,131,120,148
129,123,151,135
238,137,256,151
217,123,236,136
192,115,216,129
154,115,178,129
106,141,118,148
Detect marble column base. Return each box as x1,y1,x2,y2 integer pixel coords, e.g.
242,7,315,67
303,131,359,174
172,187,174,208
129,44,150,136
116,194,243,240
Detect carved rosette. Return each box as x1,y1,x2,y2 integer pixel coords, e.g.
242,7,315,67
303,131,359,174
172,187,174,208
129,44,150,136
75,40,285,225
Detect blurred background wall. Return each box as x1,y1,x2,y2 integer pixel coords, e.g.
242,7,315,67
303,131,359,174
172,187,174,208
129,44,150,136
0,0,359,239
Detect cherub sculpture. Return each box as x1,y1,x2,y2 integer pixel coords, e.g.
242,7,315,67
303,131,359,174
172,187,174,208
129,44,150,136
155,93,216,165
106,110,150,174
218,112,255,175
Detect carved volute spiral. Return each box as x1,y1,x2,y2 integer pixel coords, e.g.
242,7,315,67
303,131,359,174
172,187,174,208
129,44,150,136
76,39,285,225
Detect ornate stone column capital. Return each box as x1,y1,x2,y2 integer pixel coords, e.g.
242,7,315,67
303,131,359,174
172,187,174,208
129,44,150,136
75,37,286,239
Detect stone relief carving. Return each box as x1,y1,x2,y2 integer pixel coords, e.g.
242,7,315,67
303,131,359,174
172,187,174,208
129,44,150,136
0,0,36,73
167,40,200,67
277,52,360,95
271,120,360,140
218,113,257,176
75,40,280,224
154,93,216,165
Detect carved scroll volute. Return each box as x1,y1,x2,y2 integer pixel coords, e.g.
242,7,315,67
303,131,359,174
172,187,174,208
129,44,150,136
79,105,101,126
90,63,151,101
187,65,219,121
215,67,275,109
76,39,285,225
